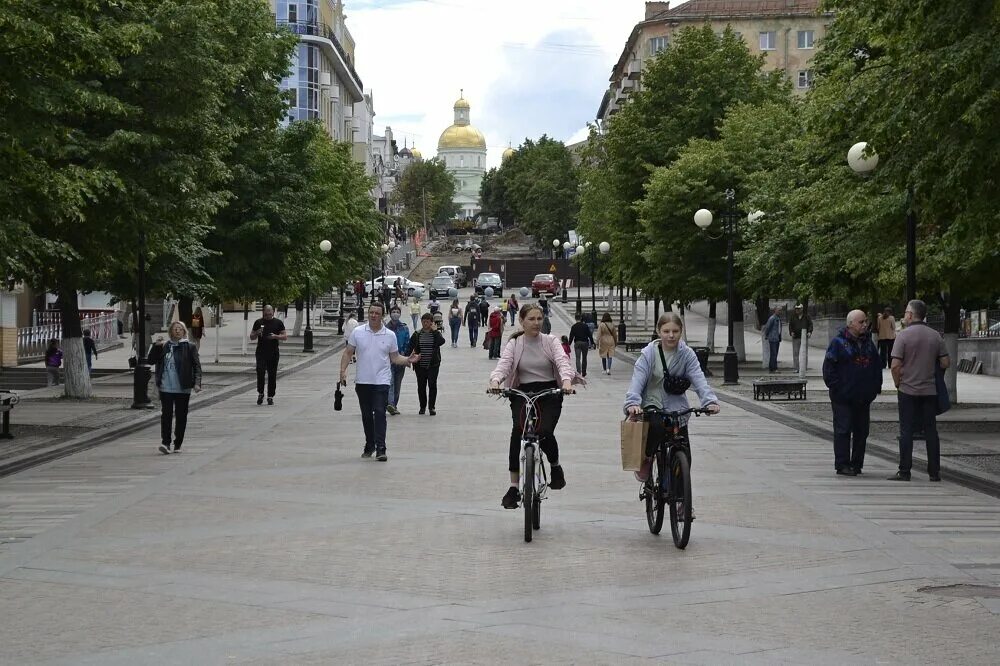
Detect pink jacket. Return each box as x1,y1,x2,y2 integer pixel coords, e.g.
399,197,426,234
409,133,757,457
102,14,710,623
490,333,581,389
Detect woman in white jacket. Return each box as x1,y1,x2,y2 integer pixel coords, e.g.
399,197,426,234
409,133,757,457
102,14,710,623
624,312,720,482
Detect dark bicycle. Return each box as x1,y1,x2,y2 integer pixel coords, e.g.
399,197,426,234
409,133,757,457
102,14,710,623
490,386,567,542
637,406,711,549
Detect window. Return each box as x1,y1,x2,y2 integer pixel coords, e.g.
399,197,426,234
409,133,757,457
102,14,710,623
797,70,814,88
648,36,668,56
759,31,776,51
797,30,814,49
288,3,297,23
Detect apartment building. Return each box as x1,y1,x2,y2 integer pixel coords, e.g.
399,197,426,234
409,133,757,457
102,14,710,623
597,0,832,122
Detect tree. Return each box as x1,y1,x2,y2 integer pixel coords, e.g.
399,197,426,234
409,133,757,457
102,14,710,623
499,136,579,247
392,159,458,233
0,0,298,397
479,167,514,229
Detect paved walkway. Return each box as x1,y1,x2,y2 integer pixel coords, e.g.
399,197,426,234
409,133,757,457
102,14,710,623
1,292,999,664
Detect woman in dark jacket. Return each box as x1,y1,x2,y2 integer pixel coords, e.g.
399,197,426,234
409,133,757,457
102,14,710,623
147,321,202,455
408,313,446,415
821,309,882,475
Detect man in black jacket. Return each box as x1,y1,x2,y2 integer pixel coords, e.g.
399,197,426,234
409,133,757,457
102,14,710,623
568,313,595,377
464,295,481,347
250,305,287,406
408,314,446,415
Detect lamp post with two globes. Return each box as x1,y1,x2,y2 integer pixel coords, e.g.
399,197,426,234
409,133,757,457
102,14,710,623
694,189,740,384
319,239,345,335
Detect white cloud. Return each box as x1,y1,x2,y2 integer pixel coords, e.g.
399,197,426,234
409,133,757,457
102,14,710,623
348,0,647,168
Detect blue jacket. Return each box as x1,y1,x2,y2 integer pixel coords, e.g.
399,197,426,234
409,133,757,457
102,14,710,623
387,320,410,355
822,327,882,404
763,314,782,342
624,340,718,425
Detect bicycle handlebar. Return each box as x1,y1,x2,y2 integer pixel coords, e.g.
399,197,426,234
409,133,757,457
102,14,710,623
486,387,571,400
640,406,713,419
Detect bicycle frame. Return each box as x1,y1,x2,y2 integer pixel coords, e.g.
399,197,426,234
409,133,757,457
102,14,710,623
505,387,563,498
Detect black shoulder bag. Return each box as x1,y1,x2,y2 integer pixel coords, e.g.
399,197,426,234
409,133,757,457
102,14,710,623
658,345,691,395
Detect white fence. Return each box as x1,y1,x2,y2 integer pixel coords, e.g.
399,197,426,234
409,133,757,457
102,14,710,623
17,312,120,361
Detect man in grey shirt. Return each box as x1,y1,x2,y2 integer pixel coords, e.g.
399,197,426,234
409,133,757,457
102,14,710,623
889,299,950,481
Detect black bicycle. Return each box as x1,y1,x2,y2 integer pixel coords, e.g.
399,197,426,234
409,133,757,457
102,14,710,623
637,406,711,549
490,387,566,542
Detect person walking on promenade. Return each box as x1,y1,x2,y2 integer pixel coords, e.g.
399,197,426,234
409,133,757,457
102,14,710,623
147,321,202,455
44,339,62,386
464,295,481,347
489,303,578,509
190,307,205,351
478,296,490,332
394,278,404,305
537,294,549,316
822,310,882,476
385,305,410,415
428,296,441,316
889,299,950,482
597,312,618,375
568,312,595,377
876,307,897,369
624,313,720,486
788,304,813,373
409,313,446,415
506,294,519,325
448,298,463,348
82,329,98,375
763,307,783,373
340,303,420,461
250,305,287,406
488,307,505,359
408,296,421,331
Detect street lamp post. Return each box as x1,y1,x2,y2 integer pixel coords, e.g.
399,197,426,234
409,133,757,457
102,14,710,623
131,230,153,409
589,241,611,323
319,239,342,335
561,241,571,303
618,269,626,342
575,243,585,318
847,142,914,301
695,188,740,384
552,238,560,260
303,274,314,353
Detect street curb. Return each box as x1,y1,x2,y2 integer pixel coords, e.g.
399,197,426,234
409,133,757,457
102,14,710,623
0,340,345,479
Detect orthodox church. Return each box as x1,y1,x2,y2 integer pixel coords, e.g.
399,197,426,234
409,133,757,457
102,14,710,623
437,91,487,220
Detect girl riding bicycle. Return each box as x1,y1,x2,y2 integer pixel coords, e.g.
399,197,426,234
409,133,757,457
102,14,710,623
489,303,579,509
624,312,720,482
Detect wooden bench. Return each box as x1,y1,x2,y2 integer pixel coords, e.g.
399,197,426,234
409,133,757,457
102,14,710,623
752,379,807,401
624,339,650,352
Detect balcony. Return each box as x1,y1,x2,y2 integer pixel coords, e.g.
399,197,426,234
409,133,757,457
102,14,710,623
276,19,363,102
627,58,642,80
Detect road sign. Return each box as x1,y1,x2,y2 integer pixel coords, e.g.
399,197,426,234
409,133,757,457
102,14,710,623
548,264,557,272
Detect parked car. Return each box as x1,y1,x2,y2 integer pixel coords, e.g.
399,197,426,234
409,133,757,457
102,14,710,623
429,274,457,298
474,272,503,297
531,273,558,297
364,275,425,297
437,265,468,288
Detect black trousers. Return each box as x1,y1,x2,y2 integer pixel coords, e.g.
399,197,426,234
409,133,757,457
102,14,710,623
831,400,871,471
574,341,589,376
508,381,563,473
898,393,940,475
160,391,191,447
413,364,440,410
644,419,691,463
878,339,894,368
356,383,389,454
256,352,279,397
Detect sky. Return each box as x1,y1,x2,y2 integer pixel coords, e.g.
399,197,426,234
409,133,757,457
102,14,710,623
347,0,654,168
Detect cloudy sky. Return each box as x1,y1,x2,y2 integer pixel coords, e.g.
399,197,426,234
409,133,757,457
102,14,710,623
348,0,655,168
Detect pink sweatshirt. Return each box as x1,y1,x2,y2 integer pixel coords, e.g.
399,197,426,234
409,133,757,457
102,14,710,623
490,333,579,389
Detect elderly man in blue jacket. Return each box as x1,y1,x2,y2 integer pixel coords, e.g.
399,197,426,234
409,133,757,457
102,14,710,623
822,309,883,476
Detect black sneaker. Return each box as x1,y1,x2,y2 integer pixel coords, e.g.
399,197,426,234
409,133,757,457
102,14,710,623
929,474,941,482
171,443,182,453
502,487,521,509
267,397,274,406
836,467,857,476
887,471,911,481
158,443,171,455
429,408,436,416
361,449,374,459
376,452,388,462
257,393,264,405
549,464,566,490
419,408,426,415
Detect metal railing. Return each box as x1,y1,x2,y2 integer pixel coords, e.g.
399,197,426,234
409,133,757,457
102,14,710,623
275,19,363,90
17,312,120,361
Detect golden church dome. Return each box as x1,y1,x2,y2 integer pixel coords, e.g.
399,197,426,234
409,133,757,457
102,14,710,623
502,147,515,160
411,148,423,159
454,97,470,110
438,125,486,150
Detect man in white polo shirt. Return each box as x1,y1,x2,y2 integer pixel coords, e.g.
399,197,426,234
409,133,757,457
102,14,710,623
340,303,419,461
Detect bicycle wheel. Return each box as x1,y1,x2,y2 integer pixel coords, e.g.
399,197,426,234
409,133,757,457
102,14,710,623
645,449,665,534
523,445,535,543
532,494,541,530
668,450,692,549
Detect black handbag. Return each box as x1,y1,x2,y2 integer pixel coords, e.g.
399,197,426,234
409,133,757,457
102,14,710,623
333,382,344,411
658,345,691,395
935,367,950,415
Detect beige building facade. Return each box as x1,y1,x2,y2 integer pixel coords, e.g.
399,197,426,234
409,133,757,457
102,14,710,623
598,0,832,121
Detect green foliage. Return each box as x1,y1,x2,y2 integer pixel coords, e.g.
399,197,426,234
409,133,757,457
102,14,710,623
497,136,579,247
479,167,514,228
392,159,458,231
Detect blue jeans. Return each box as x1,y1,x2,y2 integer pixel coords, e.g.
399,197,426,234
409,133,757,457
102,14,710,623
388,365,405,407
831,400,871,471
468,321,479,346
768,340,780,371
355,384,389,454
898,392,940,475
449,318,461,345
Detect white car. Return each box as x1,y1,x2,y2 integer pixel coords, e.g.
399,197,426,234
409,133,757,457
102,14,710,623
365,275,425,297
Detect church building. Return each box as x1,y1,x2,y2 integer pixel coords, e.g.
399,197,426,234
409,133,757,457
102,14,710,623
437,92,487,220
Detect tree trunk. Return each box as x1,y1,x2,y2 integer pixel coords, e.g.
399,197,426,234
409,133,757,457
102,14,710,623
293,298,304,337
707,299,717,352
177,296,193,327
57,289,92,399
679,302,687,343
733,291,746,362
943,296,960,404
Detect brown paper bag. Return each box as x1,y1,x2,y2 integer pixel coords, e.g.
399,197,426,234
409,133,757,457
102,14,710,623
620,418,648,471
